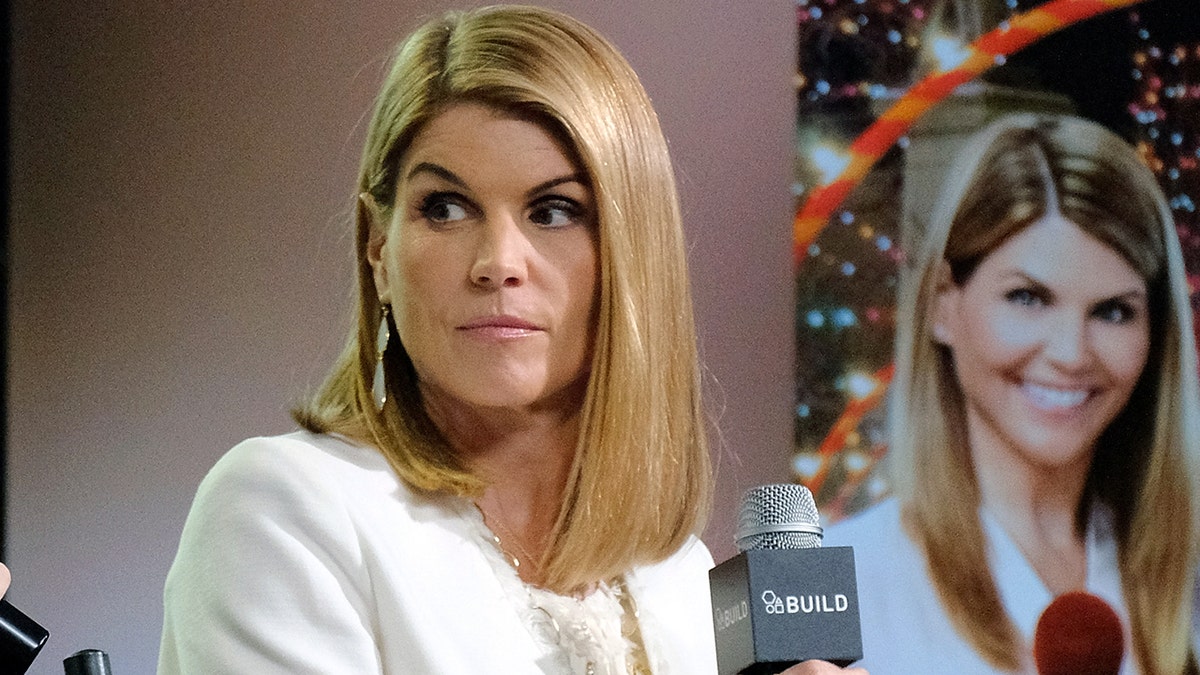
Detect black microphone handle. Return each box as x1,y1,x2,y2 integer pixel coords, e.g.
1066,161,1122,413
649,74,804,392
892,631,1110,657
63,649,113,675
0,598,50,673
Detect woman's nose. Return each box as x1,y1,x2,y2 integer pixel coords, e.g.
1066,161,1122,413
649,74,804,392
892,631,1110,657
1043,312,1091,369
470,214,528,288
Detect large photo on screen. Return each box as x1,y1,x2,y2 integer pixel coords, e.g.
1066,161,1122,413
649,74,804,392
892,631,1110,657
791,0,1200,672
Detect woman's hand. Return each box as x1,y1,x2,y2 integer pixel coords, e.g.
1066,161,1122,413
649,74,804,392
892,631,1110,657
0,563,10,598
780,660,868,674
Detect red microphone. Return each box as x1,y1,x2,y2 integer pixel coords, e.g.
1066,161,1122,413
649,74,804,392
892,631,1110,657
1033,591,1124,675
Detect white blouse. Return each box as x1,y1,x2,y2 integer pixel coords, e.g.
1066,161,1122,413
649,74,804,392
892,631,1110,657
158,431,718,674
824,498,1199,675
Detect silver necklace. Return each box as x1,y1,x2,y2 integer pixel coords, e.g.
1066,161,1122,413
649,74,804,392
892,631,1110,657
474,502,541,577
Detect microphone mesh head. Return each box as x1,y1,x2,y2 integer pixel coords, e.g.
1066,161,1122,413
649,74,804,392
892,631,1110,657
1034,592,1124,675
735,483,823,551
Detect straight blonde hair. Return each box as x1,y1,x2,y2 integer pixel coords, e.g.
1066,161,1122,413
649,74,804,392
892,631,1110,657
891,113,1200,673
294,5,711,594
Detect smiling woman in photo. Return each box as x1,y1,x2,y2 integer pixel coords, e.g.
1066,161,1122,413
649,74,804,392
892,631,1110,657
826,113,1200,674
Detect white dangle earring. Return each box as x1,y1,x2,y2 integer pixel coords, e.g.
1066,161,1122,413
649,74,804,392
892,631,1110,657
931,323,950,345
373,304,392,410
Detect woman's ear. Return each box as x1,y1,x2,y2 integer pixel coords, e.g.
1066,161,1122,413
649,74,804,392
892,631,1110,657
931,261,959,347
361,192,391,303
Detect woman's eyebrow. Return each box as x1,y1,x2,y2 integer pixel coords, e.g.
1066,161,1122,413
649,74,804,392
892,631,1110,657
406,161,466,187
1000,270,1050,288
525,173,589,198
1005,270,1146,301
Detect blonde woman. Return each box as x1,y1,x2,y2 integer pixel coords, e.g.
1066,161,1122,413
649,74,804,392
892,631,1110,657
827,112,1200,674
159,6,862,674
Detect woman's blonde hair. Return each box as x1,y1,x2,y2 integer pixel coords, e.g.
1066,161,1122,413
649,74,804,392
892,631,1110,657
294,5,711,593
891,113,1200,673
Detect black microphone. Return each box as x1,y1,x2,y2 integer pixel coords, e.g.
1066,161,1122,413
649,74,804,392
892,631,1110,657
0,598,50,674
64,649,114,675
709,484,862,675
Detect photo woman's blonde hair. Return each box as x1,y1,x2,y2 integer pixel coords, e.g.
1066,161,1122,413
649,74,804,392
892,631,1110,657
294,5,711,594
890,113,1200,673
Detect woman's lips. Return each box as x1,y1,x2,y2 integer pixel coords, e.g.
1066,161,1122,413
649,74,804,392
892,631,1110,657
457,315,542,339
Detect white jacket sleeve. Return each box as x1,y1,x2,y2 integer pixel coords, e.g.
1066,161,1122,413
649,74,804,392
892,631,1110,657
158,437,383,674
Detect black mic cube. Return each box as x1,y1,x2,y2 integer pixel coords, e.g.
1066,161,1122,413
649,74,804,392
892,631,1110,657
710,547,862,674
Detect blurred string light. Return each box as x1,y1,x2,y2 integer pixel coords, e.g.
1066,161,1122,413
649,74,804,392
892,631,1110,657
842,450,870,474
792,452,824,482
803,306,863,330
930,34,971,71
1128,10,1200,258
795,0,941,105
841,370,880,400
800,363,894,496
811,145,852,183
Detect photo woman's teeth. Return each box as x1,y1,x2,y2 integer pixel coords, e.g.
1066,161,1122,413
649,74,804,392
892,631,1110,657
1023,382,1089,410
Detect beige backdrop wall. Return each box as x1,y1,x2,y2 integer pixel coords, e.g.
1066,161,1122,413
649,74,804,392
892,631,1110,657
8,1,796,672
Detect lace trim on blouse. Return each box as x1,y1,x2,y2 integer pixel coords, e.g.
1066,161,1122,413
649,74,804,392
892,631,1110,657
462,502,653,674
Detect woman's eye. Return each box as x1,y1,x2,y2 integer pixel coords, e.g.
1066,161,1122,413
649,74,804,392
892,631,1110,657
1094,300,1137,324
419,194,469,224
529,198,584,228
1004,288,1044,307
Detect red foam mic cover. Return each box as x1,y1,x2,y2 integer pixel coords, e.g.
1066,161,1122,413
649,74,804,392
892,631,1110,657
1033,591,1124,675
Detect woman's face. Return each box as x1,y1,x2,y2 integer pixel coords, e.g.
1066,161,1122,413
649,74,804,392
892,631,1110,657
368,103,598,414
935,214,1150,474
